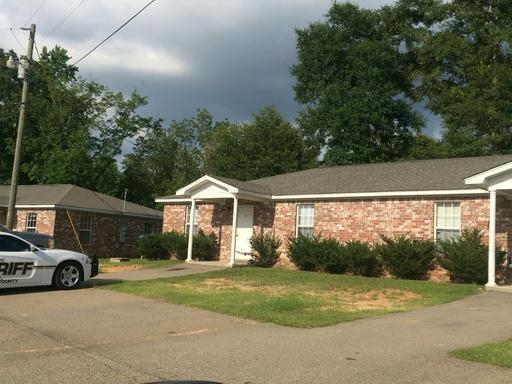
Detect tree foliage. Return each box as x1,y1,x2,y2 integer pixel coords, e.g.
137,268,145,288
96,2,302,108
409,0,512,155
292,2,424,165
204,106,313,180
0,46,156,196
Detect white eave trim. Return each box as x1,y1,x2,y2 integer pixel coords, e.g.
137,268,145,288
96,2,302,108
155,197,192,203
13,204,162,219
465,161,512,185
270,189,488,200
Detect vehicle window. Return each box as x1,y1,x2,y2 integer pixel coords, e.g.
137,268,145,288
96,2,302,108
0,235,31,252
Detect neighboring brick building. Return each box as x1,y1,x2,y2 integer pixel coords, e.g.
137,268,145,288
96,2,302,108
157,155,512,288
0,185,162,258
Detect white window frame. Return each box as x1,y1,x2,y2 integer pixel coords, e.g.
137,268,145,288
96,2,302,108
185,205,198,235
296,204,314,238
25,212,37,232
79,215,93,245
435,202,461,241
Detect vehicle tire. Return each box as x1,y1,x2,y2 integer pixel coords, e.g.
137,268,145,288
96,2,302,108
53,261,83,290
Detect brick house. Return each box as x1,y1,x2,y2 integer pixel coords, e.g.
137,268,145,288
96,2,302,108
157,155,512,287
0,184,162,258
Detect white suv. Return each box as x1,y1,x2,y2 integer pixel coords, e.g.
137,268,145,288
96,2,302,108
0,232,98,290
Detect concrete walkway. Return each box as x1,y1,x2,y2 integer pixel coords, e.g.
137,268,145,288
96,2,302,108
91,261,228,285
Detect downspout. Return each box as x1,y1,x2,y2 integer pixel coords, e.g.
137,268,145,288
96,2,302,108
186,199,196,262
487,189,497,287
229,196,239,267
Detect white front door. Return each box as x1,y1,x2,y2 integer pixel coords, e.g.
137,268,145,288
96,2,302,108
235,205,253,260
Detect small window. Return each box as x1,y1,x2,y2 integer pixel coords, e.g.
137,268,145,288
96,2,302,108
435,202,461,241
185,205,199,235
144,221,158,234
79,215,92,245
119,223,127,243
296,204,314,238
25,213,37,232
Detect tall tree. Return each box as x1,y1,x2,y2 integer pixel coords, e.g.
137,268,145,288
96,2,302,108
1,46,155,195
292,2,424,165
119,110,211,206
404,0,512,155
204,106,314,180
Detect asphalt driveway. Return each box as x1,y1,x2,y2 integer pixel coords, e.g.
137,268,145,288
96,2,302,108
2,267,512,383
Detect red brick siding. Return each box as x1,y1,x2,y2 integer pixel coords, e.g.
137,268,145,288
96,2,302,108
7,208,161,258
13,209,56,234
163,195,511,267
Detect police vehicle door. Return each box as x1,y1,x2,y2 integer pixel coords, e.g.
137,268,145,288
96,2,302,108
0,234,42,286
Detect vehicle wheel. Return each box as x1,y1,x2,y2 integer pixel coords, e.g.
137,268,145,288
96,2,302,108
53,262,83,290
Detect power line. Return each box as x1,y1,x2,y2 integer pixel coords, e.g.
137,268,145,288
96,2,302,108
23,0,48,27
41,0,87,44
72,0,157,66
9,28,26,51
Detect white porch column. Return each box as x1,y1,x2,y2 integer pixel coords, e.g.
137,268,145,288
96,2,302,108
186,199,196,262
229,196,239,267
487,189,497,287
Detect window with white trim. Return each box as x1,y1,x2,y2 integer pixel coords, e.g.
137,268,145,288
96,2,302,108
79,215,93,245
185,205,198,235
25,212,37,232
435,202,461,241
296,204,314,238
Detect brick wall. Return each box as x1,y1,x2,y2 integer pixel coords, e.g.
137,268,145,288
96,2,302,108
14,209,56,234
162,195,512,267
53,209,162,258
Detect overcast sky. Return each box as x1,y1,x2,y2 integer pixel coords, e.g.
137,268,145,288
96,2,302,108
1,0,440,138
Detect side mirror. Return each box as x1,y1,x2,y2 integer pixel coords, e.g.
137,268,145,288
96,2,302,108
30,244,38,252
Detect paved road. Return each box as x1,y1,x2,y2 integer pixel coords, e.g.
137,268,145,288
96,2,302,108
1,267,512,383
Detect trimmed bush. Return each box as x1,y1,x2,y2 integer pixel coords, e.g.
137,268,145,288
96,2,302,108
377,234,437,280
249,228,282,268
162,231,188,260
316,237,346,274
342,240,383,277
136,233,168,260
287,235,319,271
438,228,506,284
192,230,219,261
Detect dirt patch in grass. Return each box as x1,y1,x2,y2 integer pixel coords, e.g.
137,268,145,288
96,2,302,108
101,265,144,273
202,278,421,311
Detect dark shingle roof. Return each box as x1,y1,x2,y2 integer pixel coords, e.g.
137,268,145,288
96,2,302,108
249,155,512,196
0,184,162,218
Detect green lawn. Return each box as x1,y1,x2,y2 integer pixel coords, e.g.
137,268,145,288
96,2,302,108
102,267,480,327
450,339,512,368
99,258,181,272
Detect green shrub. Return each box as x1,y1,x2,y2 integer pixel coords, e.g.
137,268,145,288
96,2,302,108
316,237,346,274
438,228,506,284
287,235,347,274
162,231,188,260
287,235,319,271
249,228,282,268
342,240,383,277
377,234,437,280
136,233,168,260
192,230,219,261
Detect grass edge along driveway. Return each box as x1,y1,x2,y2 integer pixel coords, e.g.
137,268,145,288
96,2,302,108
102,268,480,328
450,339,512,369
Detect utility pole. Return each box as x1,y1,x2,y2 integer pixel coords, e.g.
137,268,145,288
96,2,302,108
6,24,36,230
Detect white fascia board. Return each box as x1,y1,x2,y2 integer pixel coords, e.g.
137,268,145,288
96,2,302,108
176,175,239,196
465,162,512,185
271,189,487,201
155,197,192,203
14,204,162,219
15,204,56,208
